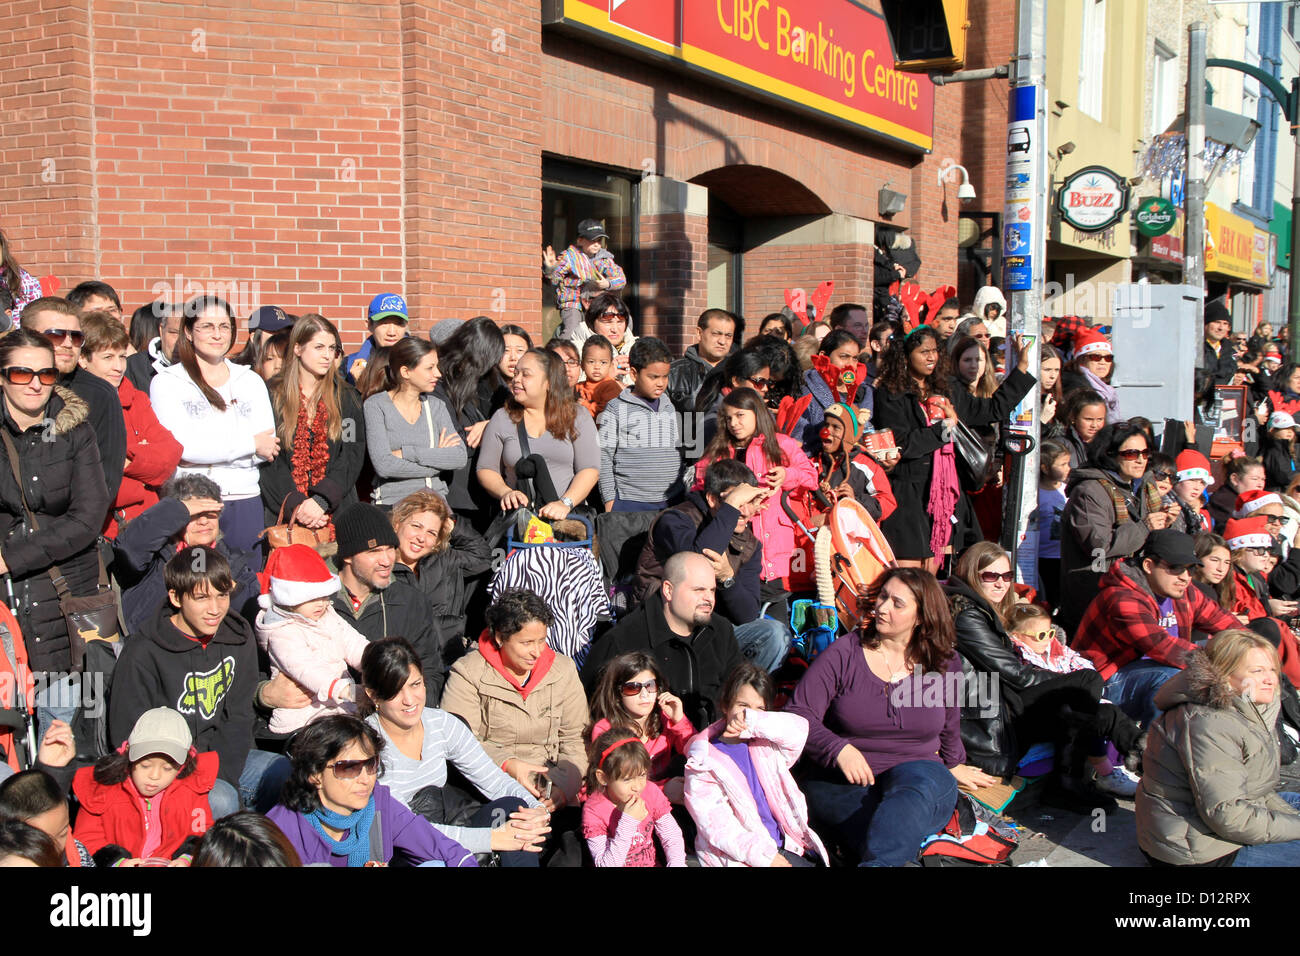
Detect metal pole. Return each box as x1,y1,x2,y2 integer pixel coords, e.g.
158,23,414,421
1290,77,1300,362
1187,22,1208,371
1002,0,1046,579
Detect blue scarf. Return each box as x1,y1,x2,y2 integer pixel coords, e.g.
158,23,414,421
308,794,377,868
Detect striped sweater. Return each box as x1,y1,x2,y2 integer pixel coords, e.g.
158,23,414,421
596,388,685,505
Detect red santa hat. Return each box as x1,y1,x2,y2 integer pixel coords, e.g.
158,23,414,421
1174,449,1214,487
1072,327,1112,360
258,544,340,609
1224,515,1274,552
1233,489,1282,519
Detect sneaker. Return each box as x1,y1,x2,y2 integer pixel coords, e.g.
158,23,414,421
1094,765,1140,798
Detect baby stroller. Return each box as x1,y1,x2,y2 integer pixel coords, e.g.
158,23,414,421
782,491,895,642
0,601,35,773
489,513,610,669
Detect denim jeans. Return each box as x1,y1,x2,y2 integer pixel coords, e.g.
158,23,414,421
209,749,293,819
35,672,81,740
803,759,958,867
1232,792,1300,866
1103,660,1181,728
734,617,790,674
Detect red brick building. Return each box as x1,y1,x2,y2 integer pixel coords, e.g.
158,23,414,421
1,0,1014,352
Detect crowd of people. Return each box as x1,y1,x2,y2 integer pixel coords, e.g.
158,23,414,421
0,221,1299,870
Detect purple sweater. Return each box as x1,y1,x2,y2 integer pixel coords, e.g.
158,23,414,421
267,784,478,867
785,633,966,774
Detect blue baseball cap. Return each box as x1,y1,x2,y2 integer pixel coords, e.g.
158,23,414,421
367,293,408,324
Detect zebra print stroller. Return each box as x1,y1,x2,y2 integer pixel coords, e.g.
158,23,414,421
489,513,610,668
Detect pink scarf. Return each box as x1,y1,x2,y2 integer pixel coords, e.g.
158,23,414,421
923,400,960,556
1082,367,1122,423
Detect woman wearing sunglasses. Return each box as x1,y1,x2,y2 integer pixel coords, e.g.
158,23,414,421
945,542,1144,806
1058,422,1178,637
1060,327,1122,423
0,328,110,733
149,296,279,557
267,714,477,867
563,292,638,387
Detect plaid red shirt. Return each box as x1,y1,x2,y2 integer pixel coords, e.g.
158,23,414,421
1072,561,1239,680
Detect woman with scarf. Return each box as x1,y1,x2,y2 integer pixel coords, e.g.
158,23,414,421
872,326,1035,571
267,714,477,867
1058,422,1180,636
794,330,874,454
1060,328,1121,424
260,315,366,537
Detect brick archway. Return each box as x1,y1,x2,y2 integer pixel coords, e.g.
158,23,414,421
689,165,831,218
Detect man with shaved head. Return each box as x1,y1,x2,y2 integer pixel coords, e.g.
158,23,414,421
581,551,741,730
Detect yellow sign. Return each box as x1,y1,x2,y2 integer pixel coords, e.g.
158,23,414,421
1205,203,1257,282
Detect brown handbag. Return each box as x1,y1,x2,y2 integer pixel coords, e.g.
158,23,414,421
0,430,120,672
260,496,337,557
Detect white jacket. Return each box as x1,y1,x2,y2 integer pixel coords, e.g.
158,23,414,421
149,359,275,498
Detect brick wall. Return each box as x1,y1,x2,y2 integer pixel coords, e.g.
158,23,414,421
741,244,873,325
638,212,708,355
0,0,994,351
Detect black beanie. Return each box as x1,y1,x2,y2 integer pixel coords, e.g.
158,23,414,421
334,503,398,560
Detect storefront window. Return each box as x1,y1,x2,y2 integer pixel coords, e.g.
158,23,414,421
541,158,636,342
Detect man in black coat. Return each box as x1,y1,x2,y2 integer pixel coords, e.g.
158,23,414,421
21,297,127,508
582,551,741,730
125,303,182,393
668,309,737,413
329,503,446,701
1203,299,1239,386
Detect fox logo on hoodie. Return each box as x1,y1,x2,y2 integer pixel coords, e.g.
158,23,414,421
177,657,237,720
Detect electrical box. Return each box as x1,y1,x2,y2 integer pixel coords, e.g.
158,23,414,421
1110,284,1200,427
880,0,969,73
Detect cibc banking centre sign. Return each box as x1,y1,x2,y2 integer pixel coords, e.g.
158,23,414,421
544,0,936,152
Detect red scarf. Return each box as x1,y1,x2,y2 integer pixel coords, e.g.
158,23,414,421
291,398,329,493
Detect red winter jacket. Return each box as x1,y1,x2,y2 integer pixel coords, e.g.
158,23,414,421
108,378,183,537
1073,561,1239,680
72,750,218,858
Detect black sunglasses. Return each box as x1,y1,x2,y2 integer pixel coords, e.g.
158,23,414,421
1,366,58,386
37,328,84,347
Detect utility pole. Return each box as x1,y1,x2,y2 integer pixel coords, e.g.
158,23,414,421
1187,22,1207,367
1001,0,1047,581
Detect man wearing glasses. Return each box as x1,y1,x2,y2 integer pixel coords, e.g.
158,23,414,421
1073,530,1240,728
20,296,127,507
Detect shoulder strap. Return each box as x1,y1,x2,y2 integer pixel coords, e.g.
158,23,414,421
368,808,384,863
515,417,532,458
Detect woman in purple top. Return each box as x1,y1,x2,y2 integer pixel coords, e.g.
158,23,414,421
786,568,999,866
266,715,477,868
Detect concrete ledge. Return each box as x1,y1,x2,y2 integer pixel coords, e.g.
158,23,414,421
746,213,875,248
638,175,708,217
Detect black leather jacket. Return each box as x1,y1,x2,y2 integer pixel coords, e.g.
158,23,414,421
668,346,715,414
944,576,1060,776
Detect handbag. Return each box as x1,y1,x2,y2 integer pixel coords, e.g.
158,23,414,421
261,496,337,556
0,430,120,672
951,418,997,492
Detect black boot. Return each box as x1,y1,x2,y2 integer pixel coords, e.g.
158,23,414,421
1040,722,1118,816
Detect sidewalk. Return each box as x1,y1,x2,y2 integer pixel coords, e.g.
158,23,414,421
1005,757,1300,866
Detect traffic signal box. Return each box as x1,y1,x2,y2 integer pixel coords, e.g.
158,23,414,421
879,0,969,73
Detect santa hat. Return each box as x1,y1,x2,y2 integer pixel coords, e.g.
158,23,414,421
1174,449,1214,487
1224,515,1273,551
1233,489,1282,519
259,544,340,609
1072,327,1112,360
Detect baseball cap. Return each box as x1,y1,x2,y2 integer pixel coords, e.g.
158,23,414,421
248,305,294,333
577,219,608,241
1270,410,1297,430
1140,529,1198,568
367,293,409,324
127,707,192,764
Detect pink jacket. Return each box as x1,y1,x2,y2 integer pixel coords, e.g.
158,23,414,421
255,604,372,733
683,709,828,868
692,433,818,581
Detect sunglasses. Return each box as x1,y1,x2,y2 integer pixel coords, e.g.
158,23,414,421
1158,562,1196,575
745,377,772,390
1245,547,1272,557
1014,629,1054,643
37,328,85,347
979,570,1015,584
598,310,628,320
620,679,658,697
1117,448,1151,461
1152,470,1175,482
326,755,380,779
1,366,58,386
